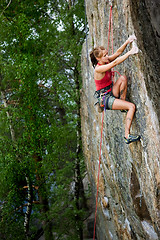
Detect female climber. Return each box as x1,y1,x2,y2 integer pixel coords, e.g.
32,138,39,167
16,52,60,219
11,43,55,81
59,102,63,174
90,35,140,144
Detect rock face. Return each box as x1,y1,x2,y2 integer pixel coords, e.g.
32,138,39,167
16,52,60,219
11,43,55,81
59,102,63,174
81,0,160,239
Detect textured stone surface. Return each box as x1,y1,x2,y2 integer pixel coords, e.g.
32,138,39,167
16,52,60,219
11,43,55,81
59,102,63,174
81,0,160,239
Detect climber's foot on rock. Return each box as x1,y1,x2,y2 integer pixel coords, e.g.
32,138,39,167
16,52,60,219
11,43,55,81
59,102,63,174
124,134,141,144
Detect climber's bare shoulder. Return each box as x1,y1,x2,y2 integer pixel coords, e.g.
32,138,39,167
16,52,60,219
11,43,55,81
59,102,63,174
94,70,105,80
95,62,115,74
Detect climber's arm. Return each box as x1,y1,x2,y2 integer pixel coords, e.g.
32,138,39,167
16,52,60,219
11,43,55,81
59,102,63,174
108,35,136,62
108,40,129,61
95,46,138,73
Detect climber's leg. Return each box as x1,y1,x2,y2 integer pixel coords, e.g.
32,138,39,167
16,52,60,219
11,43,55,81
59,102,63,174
112,99,135,138
112,75,127,100
111,99,140,143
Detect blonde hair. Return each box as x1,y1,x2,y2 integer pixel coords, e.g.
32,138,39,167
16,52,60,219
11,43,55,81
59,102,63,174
90,46,105,68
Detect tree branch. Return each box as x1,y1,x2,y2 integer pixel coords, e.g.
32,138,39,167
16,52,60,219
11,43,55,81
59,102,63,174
0,0,12,16
1,90,16,141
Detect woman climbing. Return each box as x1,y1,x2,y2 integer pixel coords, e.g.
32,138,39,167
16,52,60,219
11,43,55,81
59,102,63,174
90,35,140,144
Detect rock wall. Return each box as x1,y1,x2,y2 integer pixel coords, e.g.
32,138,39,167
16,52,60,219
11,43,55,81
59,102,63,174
81,0,160,239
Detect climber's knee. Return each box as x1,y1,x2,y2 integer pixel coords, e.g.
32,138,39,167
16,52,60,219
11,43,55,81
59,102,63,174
129,102,136,112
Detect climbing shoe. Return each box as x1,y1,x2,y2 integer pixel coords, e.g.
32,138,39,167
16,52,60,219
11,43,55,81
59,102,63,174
124,134,141,144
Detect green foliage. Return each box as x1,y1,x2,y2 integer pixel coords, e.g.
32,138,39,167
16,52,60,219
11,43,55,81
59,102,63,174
0,0,88,239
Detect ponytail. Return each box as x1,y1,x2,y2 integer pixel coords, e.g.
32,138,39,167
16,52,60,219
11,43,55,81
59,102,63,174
90,51,98,68
90,46,105,68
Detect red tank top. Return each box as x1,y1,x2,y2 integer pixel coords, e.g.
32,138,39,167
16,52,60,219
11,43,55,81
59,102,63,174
94,64,112,91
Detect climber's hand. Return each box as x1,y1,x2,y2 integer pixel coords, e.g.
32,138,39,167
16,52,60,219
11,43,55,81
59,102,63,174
128,35,136,43
129,46,139,55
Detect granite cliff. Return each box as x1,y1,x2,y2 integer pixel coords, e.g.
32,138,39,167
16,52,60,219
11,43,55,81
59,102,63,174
81,0,160,239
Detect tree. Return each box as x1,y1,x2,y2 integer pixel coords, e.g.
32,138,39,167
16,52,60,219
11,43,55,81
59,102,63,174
0,0,87,239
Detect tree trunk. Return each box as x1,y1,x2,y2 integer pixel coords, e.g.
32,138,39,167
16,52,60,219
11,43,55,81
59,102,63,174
34,154,53,240
1,90,33,238
74,65,87,240
24,176,33,238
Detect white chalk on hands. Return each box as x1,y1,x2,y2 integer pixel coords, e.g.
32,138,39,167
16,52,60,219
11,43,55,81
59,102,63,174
133,46,139,54
128,34,137,42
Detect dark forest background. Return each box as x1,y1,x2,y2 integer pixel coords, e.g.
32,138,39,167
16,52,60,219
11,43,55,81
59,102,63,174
0,0,89,239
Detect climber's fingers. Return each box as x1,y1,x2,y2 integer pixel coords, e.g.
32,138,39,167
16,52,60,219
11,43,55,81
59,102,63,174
128,34,136,43
130,46,139,55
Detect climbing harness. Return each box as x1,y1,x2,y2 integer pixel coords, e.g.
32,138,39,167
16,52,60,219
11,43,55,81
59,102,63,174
99,91,108,108
94,84,112,109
